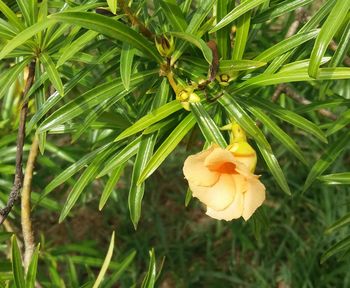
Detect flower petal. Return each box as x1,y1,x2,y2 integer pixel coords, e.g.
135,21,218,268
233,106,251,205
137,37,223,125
242,177,266,221
190,174,236,210
183,147,219,186
204,147,234,167
206,175,246,221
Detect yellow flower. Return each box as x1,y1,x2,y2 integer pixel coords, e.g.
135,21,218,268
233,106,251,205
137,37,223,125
183,145,265,221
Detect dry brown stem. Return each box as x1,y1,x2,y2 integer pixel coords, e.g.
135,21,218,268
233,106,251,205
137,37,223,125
0,61,36,225
21,136,39,271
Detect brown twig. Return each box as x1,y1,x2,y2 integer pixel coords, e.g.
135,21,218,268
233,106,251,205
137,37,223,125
21,135,39,271
119,0,154,41
0,61,36,225
285,7,307,38
272,84,338,121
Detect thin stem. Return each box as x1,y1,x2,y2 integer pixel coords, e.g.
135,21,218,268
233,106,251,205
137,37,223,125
0,61,36,225
119,0,154,41
21,135,39,272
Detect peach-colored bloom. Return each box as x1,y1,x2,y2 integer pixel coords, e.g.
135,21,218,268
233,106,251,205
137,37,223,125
183,145,265,221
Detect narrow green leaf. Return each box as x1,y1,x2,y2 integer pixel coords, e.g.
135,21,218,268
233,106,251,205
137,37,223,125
38,70,157,132
232,0,251,60
72,89,134,142
114,100,182,142
160,0,187,31
0,19,54,60
59,146,114,222
254,29,319,63
0,58,30,100
28,49,117,133
171,0,215,64
42,144,112,200
49,12,162,63
57,30,98,67
107,0,117,14
0,0,25,30
40,52,64,96
218,94,270,148
253,0,313,23
129,134,157,228
216,0,230,59
326,109,350,136
220,59,266,72
169,32,213,64
11,235,25,288
248,106,307,165
102,253,137,288
230,68,350,93
257,142,291,195
303,131,350,192
308,0,350,78
138,114,196,184
321,235,350,264
219,93,291,195
329,21,350,68
325,212,350,234
98,137,141,178
318,172,350,185
26,244,40,288
120,43,135,90
263,0,336,74
92,231,115,288
141,249,157,288
185,188,192,207
99,164,125,210
279,57,331,72
244,97,327,143
17,0,37,26
210,0,267,33
190,102,227,147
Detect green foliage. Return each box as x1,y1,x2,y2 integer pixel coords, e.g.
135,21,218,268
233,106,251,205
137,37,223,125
0,0,350,286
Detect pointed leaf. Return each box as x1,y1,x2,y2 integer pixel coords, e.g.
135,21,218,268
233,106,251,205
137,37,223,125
49,12,162,63
138,114,196,184
308,0,350,78
38,70,157,132
303,131,350,192
40,52,64,96
190,102,227,147
321,235,350,264
92,231,115,288
129,134,157,228
26,244,40,288
11,235,25,288
120,43,135,90
99,164,125,210
318,172,350,185
169,32,213,64
114,101,182,142
210,0,267,33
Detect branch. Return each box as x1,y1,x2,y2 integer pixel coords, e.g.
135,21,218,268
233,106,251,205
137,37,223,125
0,61,36,225
272,84,338,121
21,135,39,272
119,0,154,41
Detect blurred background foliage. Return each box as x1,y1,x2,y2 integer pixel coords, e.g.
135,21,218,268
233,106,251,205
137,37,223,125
0,0,350,287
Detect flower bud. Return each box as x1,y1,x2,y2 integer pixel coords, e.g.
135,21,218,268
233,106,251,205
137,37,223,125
155,34,175,57
227,141,257,172
216,74,231,86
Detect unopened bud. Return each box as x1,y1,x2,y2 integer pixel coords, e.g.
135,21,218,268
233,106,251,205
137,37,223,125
216,74,231,86
155,34,175,57
228,141,257,172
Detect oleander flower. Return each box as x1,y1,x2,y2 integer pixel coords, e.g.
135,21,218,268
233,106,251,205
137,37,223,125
183,145,265,221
